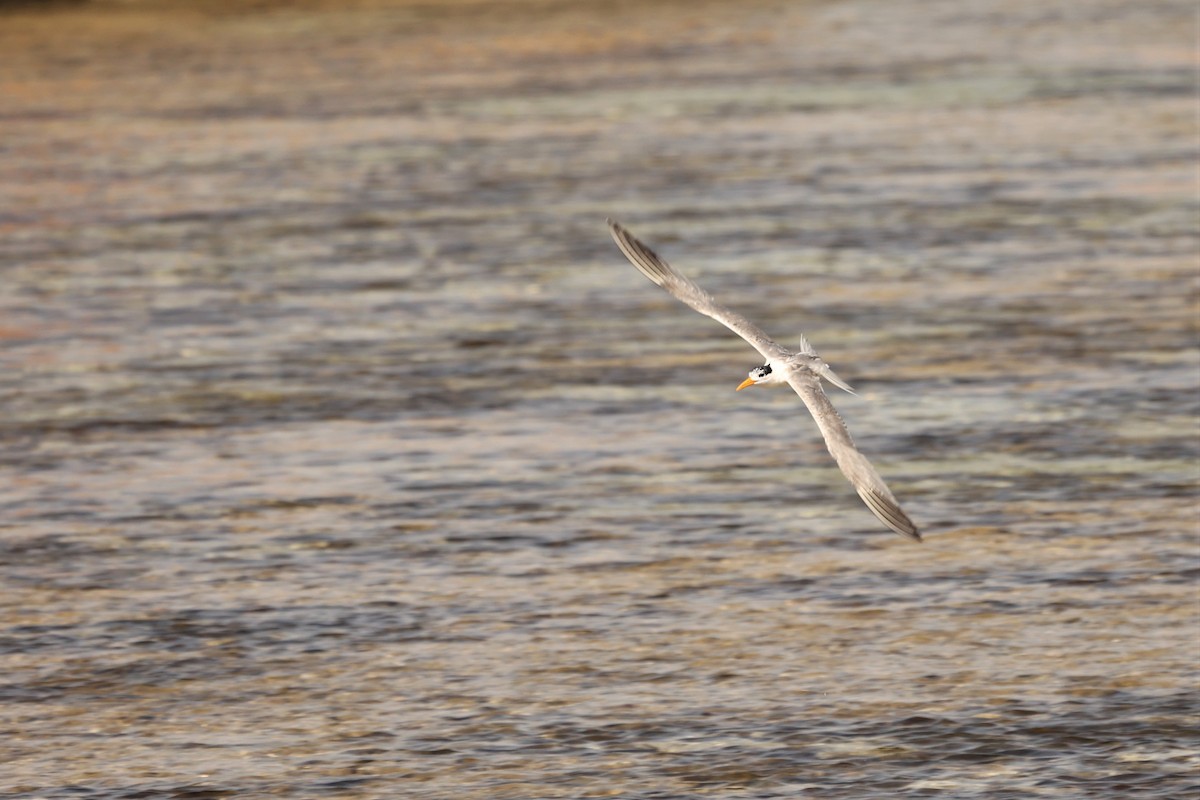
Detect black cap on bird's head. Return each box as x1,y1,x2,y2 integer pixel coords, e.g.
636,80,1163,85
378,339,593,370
736,364,773,391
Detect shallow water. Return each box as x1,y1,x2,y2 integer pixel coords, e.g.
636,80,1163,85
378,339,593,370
1,0,1197,797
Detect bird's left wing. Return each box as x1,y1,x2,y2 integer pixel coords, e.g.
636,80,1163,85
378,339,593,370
608,219,788,362
787,374,922,541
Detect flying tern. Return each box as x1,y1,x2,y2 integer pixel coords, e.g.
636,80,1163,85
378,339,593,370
608,219,921,541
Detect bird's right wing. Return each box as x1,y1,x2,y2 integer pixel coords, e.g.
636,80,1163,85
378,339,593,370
608,219,788,362
787,374,922,541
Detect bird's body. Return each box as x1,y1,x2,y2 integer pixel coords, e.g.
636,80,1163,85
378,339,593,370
608,219,921,541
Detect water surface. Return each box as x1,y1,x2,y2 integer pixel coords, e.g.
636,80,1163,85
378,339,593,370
0,0,1196,797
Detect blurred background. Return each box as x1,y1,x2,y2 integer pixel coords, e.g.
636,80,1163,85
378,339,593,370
1,1,1196,798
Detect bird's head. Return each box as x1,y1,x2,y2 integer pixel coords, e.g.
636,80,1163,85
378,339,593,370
736,363,777,391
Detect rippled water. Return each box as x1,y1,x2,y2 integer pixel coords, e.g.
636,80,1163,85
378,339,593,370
1,0,1196,797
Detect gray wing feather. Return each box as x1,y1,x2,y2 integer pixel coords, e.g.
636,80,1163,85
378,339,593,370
788,375,922,541
608,220,788,362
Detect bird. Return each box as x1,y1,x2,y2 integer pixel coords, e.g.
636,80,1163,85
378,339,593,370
608,219,921,541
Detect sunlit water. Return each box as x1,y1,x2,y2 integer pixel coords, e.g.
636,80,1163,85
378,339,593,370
1,0,1196,797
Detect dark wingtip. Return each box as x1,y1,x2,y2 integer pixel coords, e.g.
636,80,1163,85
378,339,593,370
859,487,922,542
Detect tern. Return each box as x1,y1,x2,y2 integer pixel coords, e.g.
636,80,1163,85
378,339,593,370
608,219,921,541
